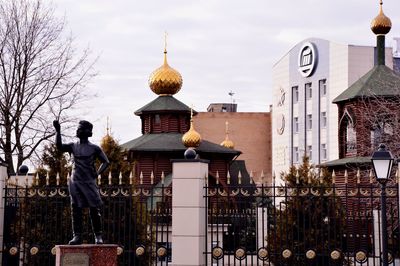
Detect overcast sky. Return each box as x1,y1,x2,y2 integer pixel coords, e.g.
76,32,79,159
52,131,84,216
52,0,400,144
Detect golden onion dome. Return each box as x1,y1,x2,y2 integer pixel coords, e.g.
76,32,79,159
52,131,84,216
220,121,234,149
148,48,183,96
182,114,201,148
101,134,113,145
371,0,392,35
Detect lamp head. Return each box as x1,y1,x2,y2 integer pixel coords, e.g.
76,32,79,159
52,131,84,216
371,143,394,183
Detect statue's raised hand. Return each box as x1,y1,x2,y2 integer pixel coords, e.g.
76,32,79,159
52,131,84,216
53,120,61,133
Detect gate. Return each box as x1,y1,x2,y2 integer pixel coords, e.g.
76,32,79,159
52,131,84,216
2,175,172,266
205,177,400,265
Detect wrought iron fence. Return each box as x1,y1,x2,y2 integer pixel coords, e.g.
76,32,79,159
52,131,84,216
2,175,172,266
205,180,400,266
2,172,400,266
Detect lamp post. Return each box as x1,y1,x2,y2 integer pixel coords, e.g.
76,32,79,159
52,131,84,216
371,143,394,266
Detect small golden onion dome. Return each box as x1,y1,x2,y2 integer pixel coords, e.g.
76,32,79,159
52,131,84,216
148,49,183,96
101,134,114,146
371,0,392,35
182,118,201,148
220,121,234,149
221,138,234,149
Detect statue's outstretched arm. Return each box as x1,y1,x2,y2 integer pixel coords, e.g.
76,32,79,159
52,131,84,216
53,120,72,153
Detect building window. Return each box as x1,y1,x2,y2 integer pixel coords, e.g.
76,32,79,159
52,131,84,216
307,145,312,161
321,111,327,128
155,114,161,125
305,83,312,99
346,122,356,153
293,117,299,133
319,79,327,96
292,86,299,103
307,114,312,130
321,143,327,160
293,147,299,163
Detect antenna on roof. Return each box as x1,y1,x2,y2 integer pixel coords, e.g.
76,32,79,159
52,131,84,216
229,90,235,103
228,91,236,111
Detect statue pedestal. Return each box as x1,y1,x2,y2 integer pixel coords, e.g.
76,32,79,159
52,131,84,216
55,244,118,266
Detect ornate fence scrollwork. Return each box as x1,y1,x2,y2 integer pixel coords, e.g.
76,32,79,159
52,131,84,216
205,181,399,265
2,179,173,265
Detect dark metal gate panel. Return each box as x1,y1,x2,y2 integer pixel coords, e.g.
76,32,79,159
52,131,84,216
205,182,400,266
2,180,172,266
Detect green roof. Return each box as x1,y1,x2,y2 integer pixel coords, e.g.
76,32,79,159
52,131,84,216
121,133,241,155
321,156,371,167
333,65,400,103
135,96,194,115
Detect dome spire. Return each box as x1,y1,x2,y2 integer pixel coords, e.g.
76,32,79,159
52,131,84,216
163,31,168,65
148,33,183,96
106,116,110,136
220,121,235,149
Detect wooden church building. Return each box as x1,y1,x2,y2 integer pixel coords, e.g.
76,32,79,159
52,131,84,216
121,43,250,187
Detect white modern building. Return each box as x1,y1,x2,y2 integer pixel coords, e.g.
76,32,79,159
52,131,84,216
272,38,394,180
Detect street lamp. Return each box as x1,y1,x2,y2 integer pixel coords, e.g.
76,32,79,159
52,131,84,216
371,143,394,266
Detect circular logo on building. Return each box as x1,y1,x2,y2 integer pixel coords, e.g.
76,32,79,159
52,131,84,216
298,42,317,77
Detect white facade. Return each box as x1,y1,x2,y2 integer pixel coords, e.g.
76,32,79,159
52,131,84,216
272,38,393,180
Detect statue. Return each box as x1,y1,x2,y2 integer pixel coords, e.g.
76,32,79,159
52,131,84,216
53,120,110,245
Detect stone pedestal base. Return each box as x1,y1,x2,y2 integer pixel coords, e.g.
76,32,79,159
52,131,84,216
55,244,118,266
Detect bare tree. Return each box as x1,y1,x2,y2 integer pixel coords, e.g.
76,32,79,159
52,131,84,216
0,0,95,174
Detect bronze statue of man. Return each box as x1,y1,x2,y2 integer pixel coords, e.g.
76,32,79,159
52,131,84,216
53,120,110,245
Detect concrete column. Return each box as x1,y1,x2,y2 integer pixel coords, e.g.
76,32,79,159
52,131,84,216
171,159,209,266
0,164,7,265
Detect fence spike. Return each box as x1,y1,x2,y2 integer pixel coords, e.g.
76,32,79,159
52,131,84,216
216,171,220,185
35,173,39,186
344,170,348,184
261,170,265,184
296,170,300,184
139,172,143,185
161,171,165,185
397,168,400,183
46,172,49,186
227,171,231,185
332,170,336,184
356,168,361,184
307,171,312,184
129,171,133,185
249,171,254,184
205,173,208,186
238,171,242,185
271,171,274,186
56,172,60,186
25,173,29,187
369,169,374,184
108,171,112,185
98,174,101,185
14,173,18,187
119,172,123,185
150,171,154,185
318,169,323,184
